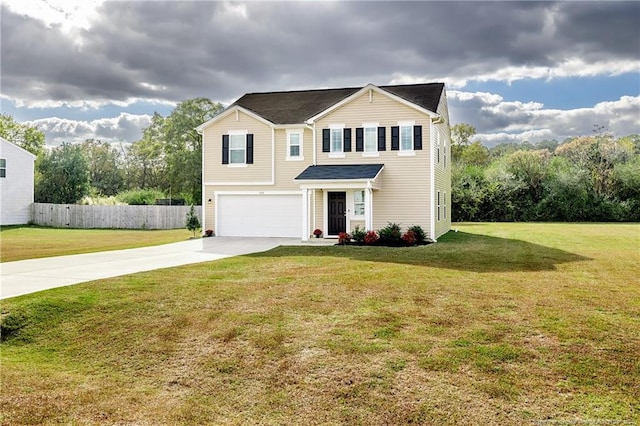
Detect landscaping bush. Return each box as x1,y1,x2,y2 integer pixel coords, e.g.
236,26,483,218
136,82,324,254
378,222,402,246
407,225,428,244
1,310,28,342
185,205,201,237
351,226,366,244
338,232,351,245
364,230,379,245
401,230,417,246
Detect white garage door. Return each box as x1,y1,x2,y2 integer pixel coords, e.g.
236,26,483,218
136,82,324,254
217,194,302,238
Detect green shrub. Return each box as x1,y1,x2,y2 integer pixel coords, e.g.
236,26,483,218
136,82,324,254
1,310,28,341
378,222,402,246
116,189,166,205
186,205,201,237
351,225,366,244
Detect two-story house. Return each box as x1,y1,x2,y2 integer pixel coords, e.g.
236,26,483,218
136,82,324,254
197,83,451,241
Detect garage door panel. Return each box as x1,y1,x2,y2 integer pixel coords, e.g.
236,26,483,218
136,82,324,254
218,194,301,238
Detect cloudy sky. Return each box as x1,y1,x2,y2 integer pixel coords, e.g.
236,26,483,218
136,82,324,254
1,0,639,147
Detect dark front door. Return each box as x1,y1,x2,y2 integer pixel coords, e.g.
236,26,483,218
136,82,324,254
328,192,346,235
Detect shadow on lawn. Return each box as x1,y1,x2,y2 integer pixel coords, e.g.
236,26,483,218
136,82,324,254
248,231,591,273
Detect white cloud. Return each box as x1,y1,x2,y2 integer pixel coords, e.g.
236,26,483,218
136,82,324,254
29,112,152,146
11,96,176,110
449,92,640,146
3,0,104,33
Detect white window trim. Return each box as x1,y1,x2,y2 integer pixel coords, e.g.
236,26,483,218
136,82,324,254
436,129,441,164
329,124,345,157
228,130,247,166
352,190,365,218
437,190,441,222
0,158,6,178
362,122,379,156
444,191,447,220
286,129,304,161
398,120,415,154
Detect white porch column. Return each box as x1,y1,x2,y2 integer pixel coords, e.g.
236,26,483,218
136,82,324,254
365,187,373,230
301,188,309,241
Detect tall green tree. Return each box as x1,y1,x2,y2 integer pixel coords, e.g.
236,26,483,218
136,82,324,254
125,112,168,191
0,114,46,156
81,139,125,196
163,98,224,204
451,123,476,163
460,141,490,166
35,143,90,203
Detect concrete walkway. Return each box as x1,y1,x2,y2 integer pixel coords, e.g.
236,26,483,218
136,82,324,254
1,237,313,300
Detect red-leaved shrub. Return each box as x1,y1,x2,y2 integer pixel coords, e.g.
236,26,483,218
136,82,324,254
364,230,379,245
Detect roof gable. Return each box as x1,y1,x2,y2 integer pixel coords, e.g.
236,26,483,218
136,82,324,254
233,87,360,125
0,137,37,159
197,83,446,131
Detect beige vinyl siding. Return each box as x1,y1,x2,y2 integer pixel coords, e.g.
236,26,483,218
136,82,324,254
434,93,452,238
312,190,323,235
274,127,313,191
350,220,365,232
314,89,433,235
203,185,215,233
202,110,273,184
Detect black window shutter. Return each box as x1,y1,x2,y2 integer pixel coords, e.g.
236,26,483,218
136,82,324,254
344,128,352,152
378,127,386,151
322,129,330,152
355,128,364,152
414,125,422,150
391,126,399,151
246,134,254,164
222,135,229,164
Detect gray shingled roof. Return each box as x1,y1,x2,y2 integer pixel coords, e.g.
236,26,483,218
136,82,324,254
295,164,384,181
233,83,444,125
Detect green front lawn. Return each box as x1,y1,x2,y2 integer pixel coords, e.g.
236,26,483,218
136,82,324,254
1,223,638,424
0,226,192,262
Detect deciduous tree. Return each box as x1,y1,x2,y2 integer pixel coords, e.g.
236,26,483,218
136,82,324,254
35,143,90,204
0,114,45,156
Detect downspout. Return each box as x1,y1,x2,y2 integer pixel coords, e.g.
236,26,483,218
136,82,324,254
310,121,317,232
311,121,317,166
197,127,206,235
430,121,436,242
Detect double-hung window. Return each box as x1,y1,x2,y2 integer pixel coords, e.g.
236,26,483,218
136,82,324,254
444,191,447,220
229,134,246,164
287,130,303,160
364,126,377,153
435,129,441,163
392,121,421,154
400,125,413,151
353,190,365,216
331,128,343,154
0,159,5,178
223,131,253,165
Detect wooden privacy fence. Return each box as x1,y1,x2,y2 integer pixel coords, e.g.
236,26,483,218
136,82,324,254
32,203,202,230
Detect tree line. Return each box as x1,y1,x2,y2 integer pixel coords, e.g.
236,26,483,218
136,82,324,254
451,124,640,222
2,110,638,221
0,98,223,205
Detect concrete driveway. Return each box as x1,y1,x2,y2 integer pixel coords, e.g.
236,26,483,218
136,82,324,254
0,237,304,300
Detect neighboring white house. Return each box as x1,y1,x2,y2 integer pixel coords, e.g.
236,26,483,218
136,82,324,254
0,137,36,225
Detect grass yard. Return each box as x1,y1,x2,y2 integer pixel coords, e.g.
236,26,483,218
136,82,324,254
0,226,193,262
1,223,639,425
